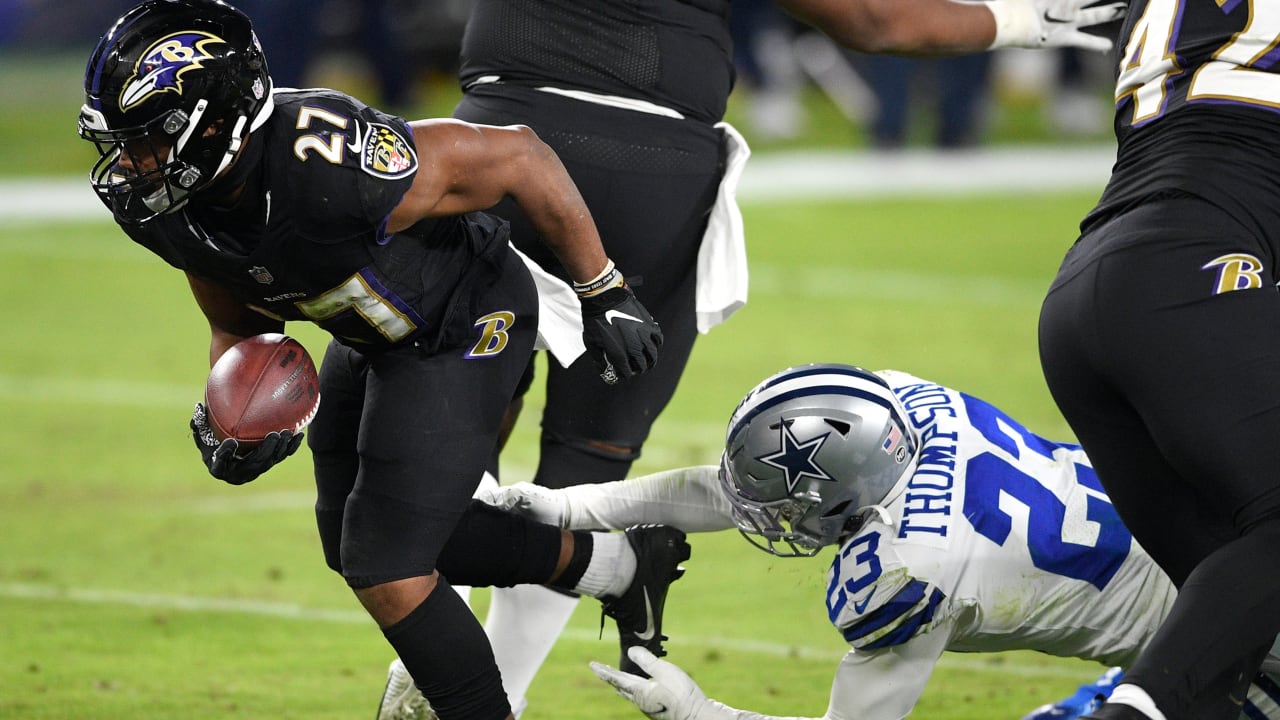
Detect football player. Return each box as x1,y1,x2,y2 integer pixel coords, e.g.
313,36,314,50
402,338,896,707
1036,0,1280,718
477,364,1280,720
421,0,1129,715
77,2,673,720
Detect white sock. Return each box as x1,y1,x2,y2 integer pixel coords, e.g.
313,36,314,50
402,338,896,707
573,532,636,598
1108,684,1168,720
484,585,580,718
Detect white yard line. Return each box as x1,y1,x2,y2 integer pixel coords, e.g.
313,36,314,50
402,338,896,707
0,580,1094,678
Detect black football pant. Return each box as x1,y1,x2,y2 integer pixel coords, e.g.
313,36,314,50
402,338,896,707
1039,194,1280,720
455,84,724,487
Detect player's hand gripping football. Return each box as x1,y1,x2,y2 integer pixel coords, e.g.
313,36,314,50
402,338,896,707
190,402,303,485
592,647,736,720
575,260,662,385
987,0,1126,52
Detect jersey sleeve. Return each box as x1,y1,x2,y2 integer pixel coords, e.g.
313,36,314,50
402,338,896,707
825,528,956,652
273,90,418,242
824,624,953,720
559,465,737,532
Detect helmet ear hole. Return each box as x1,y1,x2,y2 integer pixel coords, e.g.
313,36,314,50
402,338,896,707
822,500,852,519
824,418,852,436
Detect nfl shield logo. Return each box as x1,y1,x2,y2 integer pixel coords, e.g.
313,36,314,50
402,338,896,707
249,266,274,284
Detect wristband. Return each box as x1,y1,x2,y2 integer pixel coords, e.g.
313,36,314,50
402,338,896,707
985,0,1037,49
573,259,625,297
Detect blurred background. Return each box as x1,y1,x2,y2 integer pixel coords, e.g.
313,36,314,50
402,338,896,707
0,0,1118,180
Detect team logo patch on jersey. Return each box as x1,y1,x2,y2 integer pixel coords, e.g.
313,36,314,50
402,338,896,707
361,123,417,180
119,31,223,111
1202,252,1264,295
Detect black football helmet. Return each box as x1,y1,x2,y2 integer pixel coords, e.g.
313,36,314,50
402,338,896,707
79,0,273,224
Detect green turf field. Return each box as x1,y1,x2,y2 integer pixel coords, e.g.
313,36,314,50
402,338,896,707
0,39,1127,720
0,188,1117,719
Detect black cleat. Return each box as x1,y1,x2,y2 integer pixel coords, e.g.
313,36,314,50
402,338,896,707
1080,703,1152,720
600,524,691,677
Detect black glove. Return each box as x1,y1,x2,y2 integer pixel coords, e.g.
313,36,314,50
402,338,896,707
190,402,303,486
579,285,663,385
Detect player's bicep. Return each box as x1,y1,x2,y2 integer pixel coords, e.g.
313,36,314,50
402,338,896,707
387,120,530,231
825,627,952,720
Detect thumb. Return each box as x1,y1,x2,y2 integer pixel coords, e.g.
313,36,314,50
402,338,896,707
628,646,677,682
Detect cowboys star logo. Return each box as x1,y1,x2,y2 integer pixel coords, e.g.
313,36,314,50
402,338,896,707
757,420,834,493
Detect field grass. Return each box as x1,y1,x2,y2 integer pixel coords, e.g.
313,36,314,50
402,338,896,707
0,46,1122,720
0,190,1114,720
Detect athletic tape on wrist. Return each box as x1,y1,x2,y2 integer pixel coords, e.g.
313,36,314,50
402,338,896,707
573,259,625,297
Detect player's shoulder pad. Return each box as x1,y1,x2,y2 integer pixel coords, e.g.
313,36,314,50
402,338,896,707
273,88,418,182
826,529,949,651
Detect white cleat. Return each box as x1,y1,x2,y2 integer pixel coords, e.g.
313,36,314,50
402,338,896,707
376,657,436,720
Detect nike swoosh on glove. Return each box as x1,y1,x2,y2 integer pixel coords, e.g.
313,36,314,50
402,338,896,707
190,402,304,486
579,286,663,385
591,647,738,720
987,0,1126,52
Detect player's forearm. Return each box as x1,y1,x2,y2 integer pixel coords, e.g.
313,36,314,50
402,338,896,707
559,465,737,532
692,702,819,720
775,0,996,55
504,131,609,283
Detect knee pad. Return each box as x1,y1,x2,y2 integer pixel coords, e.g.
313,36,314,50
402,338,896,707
435,500,564,587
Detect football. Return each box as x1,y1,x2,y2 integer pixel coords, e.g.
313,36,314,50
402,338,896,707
204,333,321,448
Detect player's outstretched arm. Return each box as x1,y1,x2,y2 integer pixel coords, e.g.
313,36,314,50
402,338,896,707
775,0,1124,54
593,647,812,720
477,466,736,532
592,628,953,720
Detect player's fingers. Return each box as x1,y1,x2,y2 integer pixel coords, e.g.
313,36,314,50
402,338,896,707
590,661,644,696
1080,2,1126,24
1065,30,1114,52
626,646,677,681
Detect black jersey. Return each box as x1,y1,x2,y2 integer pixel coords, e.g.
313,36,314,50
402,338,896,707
458,0,733,125
1088,0,1280,238
117,89,510,351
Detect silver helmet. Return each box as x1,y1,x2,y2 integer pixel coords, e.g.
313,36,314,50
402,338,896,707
720,364,919,557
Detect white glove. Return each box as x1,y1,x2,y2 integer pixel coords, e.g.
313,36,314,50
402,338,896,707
987,0,1127,52
590,647,738,720
474,481,571,527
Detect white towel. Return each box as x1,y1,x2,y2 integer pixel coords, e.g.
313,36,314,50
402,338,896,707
696,122,752,334
510,243,585,368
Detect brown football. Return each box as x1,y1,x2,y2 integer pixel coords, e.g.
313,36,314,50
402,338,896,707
204,334,320,448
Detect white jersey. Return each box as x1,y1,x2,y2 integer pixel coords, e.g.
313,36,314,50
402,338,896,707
833,370,1172,666
490,370,1280,719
